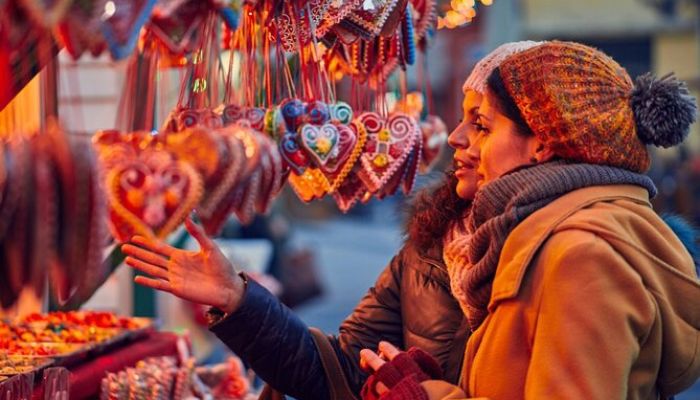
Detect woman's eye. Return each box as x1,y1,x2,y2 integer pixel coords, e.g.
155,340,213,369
472,123,489,133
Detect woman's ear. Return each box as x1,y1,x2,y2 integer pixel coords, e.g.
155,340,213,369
532,141,555,163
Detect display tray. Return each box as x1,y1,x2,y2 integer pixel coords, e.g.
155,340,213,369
0,356,54,376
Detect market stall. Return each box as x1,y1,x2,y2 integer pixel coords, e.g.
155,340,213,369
0,0,491,398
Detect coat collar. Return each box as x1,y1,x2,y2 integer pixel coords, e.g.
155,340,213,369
488,184,652,308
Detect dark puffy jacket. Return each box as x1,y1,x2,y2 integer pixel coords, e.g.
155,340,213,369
210,240,469,399
210,181,470,399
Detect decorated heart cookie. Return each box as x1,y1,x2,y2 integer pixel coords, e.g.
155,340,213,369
196,133,245,225
299,123,340,168
304,100,331,125
288,168,329,203
324,120,366,192
148,0,207,55
419,115,447,173
56,0,107,60
332,170,367,213
279,98,306,132
357,112,419,193
329,101,354,125
279,131,310,176
106,150,203,242
100,0,157,60
402,133,422,194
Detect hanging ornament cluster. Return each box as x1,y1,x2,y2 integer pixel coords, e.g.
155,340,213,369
93,123,283,240
0,121,107,308
1,0,242,62
392,91,447,173
438,0,493,29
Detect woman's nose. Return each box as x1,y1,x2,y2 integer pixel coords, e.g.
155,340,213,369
466,136,481,162
448,125,469,149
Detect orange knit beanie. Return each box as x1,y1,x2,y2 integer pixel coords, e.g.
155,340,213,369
496,41,697,172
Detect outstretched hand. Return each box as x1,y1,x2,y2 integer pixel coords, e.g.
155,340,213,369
122,218,245,314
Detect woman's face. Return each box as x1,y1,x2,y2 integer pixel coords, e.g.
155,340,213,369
447,90,482,200
469,92,546,186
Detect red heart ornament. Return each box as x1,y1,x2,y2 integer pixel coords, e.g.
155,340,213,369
100,0,158,60
402,129,422,194
320,121,366,193
279,131,311,176
332,170,367,213
106,150,203,242
148,0,208,55
57,0,108,60
199,124,262,234
419,115,447,173
255,135,284,214
299,123,340,169
357,112,418,193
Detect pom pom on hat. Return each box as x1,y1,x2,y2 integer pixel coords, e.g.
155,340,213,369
631,72,697,148
462,41,544,94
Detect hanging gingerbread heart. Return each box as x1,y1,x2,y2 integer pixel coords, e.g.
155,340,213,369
232,169,260,225
316,0,362,37
357,112,418,193
100,0,158,60
59,138,108,305
242,107,267,132
106,151,203,242
329,101,354,124
410,0,437,42
323,120,367,193
304,100,331,125
299,123,340,168
255,135,284,214
148,0,208,56
221,104,243,125
332,170,367,213
264,107,287,140
419,115,447,173
199,123,262,234
288,168,329,203
341,0,401,40
56,0,108,60
402,130,422,194
163,126,224,185
279,131,311,176
196,133,245,222
279,98,305,132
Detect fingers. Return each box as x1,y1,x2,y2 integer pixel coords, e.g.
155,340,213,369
130,235,175,258
185,218,213,251
125,257,169,280
134,275,172,293
376,382,388,395
122,244,170,269
360,349,386,372
378,341,401,361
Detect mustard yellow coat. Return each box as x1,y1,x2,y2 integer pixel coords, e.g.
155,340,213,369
422,185,700,399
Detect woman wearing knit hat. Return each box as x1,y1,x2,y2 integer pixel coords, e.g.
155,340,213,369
360,41,700,400
122,42,540,399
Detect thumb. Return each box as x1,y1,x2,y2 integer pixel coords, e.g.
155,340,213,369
185,217,213,251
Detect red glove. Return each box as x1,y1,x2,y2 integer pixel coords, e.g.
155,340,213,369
361,347,443,400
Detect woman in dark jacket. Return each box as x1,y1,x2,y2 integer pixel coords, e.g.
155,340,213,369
118,42,555,400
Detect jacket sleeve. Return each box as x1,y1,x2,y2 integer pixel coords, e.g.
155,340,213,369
209,278,329,400
332,249,407,395
523,230,655,399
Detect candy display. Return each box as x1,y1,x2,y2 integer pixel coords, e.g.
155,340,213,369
100,356,252,400
0,311,152,361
